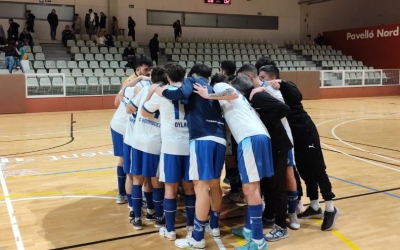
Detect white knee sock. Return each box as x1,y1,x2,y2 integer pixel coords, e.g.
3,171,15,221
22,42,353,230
310,200,320,211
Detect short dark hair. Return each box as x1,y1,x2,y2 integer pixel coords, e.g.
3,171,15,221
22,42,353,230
136,56,153,68
255,56,276,72
166,63,186,83
227,75,236,83
220,60,236,76
231,75,253,93
237,64,258,77
151,67,169,85
9,19,13,22
154,33,159,38
210,73,228,87
89,9,93,12
259,65,280,79
188,63,212,79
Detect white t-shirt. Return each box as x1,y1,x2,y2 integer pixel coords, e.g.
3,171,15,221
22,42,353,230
213,82,269,143
124,80,151,146
110,86,135,135
144,85,189,156
130,85,162,155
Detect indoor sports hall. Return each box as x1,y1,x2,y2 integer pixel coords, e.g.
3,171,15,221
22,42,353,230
0,0,400,250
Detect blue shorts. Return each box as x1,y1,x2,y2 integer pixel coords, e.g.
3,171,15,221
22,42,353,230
123,143,132,174
237,135,274,184
159,153,191,183
189,140,226,181
287,148,295,167
130,148,160,177
111,128,124,157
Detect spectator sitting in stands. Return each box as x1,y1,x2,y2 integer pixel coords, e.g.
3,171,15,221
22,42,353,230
96,31,105,47
61,25,76,47
19,28,34,51
123,44,135,68
314,33,325,45
14,41,26,71
103,30,114,47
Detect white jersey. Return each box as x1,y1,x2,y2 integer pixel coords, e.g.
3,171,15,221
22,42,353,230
213,82,269,143
124,80,151,146
130,85,162,155
144,85,189,156
110,87,135,135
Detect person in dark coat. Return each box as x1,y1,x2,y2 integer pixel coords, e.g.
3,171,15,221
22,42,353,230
94,13,100,34
172,20,182,42
7,19,20,41
26,10,35,33
19,28,34,51
103,30,114,48
47,9,59,40
99,12,107,31
128,16,136,41
148,33,159,65
123,44,136,68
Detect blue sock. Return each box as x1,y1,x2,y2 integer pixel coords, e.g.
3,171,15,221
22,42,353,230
185,194,196,227
117,166,126,196
244,207,251,230
153,188,164,218
193,216,206,241
209,210,220,229
143,191,155,210
132,185,142,220
248,204,263,241
287,191,299,214
127,194,132,208
164,198,176,232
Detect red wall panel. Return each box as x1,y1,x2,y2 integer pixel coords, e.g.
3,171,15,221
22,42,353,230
324,23,400,69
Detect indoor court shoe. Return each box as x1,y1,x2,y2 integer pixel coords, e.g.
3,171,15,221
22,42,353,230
205,223,221,238
288,213,300,230
231,227,252,241
146,212,156,221
222,191,245,204
321,207,340,231
131,218,143,230
264,224,289,242
297,206,323,219
155,216,166,228
116,194,127,204
262,217,275,228
129,211,135,220
159,226,177,240
235,239,268,250
174,236,206,249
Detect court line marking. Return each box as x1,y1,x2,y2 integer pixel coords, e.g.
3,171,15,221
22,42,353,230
0,163,24,250
313,220,360,250
0,128,108,138
0,195,116,204
4,167,115,180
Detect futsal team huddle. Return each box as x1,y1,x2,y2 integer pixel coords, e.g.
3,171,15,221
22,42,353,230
109,56,340,250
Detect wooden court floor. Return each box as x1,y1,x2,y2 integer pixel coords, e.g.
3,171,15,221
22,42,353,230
0,96,400,250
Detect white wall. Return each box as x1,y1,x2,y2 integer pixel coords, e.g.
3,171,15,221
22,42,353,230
300,0,400,40
115,0,300,45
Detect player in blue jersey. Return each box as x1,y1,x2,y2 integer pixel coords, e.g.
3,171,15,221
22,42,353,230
158,64,226,249
142,63,196,241
193,78,273,250
126,67,168,230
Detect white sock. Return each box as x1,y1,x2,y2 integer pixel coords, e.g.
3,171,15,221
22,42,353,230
243,227,251,233
253,238,264,245
310,200,320,211
325,200,334,212
129,206,133,211
147,208,155,214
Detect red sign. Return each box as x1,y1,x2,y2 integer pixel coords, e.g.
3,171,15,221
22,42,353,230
324,23,400,69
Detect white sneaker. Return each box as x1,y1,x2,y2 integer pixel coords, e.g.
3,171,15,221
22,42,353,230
296,200,304,214
186,226,194,238
222,192,245,204
205,223,220,238
159,226,176,240
288,213,300,230
175,236,206,249
116,194,127,204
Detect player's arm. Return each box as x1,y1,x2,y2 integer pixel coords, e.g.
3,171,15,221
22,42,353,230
162,77,194,100
125,75,151,87
193,83,238,101
141,85,160,117
269,80,303,103
251,92,290,120
114,89,124,107
126,86,142,114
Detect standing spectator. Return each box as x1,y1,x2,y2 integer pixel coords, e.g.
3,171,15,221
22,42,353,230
172,20,182,42
0,25,5,45
84,14,91,34
100,12,107,32
3,41,17,73
96,31,105,47
73,14,81,34
47,9,58,40
128,16,136,41
123,44,135,67
14,41,26,71
61,25,75,47
314,33,325,46
148,33,159,65
94,13,100,34
88,9,95,35
26,10,35,33
104,30,114,48
19,28,34,51
112,16,119,36
7,19,20,41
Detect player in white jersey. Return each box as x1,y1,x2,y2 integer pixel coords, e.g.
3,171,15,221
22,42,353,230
193,79,273,250
142,63,196,241
126,67,168,230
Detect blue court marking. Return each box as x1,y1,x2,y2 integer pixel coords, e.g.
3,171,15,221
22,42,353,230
36,166,115,176
329,175,400,199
